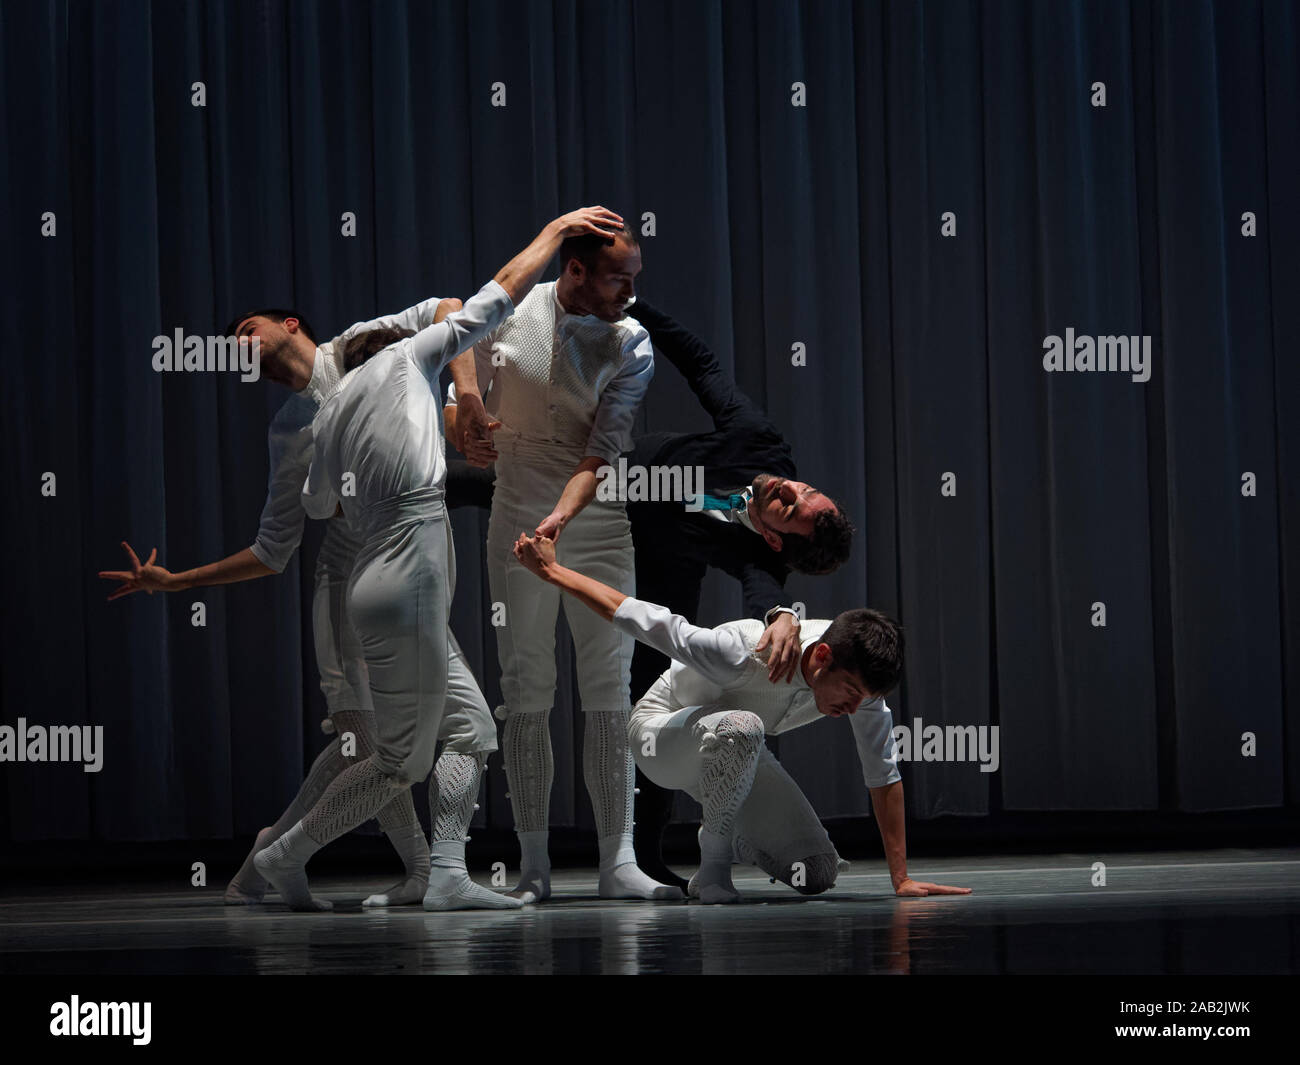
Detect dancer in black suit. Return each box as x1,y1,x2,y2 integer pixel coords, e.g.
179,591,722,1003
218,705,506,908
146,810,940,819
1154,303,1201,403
621,299,855,890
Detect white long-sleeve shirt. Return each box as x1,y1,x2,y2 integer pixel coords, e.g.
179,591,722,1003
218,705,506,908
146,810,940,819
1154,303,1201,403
446,281,654,464
249,296,448,573
303,280,514,529
613,597,902,789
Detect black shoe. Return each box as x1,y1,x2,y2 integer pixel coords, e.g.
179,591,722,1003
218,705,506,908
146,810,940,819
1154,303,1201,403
639,861,690,894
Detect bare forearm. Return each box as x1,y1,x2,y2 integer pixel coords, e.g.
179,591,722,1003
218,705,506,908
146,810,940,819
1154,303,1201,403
551,457,603,524
535,560,626,623
439,292,483,425
447,350,481,403
869,781,909,889
174,548,276,590
493,219,566,305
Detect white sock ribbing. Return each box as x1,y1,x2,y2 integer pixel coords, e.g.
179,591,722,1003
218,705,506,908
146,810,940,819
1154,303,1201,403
597,832,684,900
597,832,638,873
587,711,682,900
424,840,525,911
692,827,741,904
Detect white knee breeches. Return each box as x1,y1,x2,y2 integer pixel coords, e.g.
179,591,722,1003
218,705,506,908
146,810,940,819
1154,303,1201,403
315,518,495,756
629,703,839,871
346,493,451,784
487,456,634,717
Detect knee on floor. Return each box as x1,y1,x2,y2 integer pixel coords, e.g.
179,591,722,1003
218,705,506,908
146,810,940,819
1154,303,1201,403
790,852,840,896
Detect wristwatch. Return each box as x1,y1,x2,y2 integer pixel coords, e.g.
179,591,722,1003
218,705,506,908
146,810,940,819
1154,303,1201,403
763,605,801,627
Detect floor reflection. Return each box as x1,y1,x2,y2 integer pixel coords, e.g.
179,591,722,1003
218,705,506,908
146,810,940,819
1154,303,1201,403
3,851,1298,974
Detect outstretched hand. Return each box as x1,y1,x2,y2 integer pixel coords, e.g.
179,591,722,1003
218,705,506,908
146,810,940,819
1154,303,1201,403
98,541,177,600
894,878,972,897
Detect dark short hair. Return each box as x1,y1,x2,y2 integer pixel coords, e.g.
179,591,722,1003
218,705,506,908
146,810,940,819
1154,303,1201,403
821,608,904,696
559,224,638,273
780,499,855,575
341,326,416,372
222,307,317,344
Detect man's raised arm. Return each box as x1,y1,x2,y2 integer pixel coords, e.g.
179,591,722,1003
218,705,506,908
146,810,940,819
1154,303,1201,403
511,533,750,688
493,207,623,305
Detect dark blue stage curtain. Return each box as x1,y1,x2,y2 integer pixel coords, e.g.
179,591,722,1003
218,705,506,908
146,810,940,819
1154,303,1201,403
0,0,1295,841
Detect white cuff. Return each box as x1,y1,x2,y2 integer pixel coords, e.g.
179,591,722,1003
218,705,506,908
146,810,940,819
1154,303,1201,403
763,606,801,627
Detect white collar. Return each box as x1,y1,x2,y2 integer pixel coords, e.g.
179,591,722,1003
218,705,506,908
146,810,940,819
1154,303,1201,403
734,486,758,534
301,347,341,407
552,284,582,326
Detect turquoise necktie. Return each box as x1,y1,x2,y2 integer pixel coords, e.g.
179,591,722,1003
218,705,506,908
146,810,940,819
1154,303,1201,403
697,492,748,512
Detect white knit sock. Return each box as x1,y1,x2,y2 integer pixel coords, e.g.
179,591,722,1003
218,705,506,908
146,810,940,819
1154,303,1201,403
689,713,764,904
323,709,429,906
425,840,526,910
586,711,683,901
596,831,682,900
225,737,345,904
504,710,553,900
698,712,765,839
253,822,332,912
691,828,741,904
421,752,523,910
430,751,483,843
302,757,407,842
254,757,406,911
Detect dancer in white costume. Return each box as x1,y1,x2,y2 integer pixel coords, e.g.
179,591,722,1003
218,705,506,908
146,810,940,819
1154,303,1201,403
101,304,512,911
250,207,625,911
447,226,679,902
511,532,972,903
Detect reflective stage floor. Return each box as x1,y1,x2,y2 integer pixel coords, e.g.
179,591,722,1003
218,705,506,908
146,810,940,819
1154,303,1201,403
2,848,1297,975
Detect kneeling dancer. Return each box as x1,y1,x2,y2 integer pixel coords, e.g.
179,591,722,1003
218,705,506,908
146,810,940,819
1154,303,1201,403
511,533,971,903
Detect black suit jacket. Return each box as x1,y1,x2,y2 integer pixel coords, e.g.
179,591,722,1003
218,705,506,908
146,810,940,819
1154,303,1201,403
625,299,797,617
